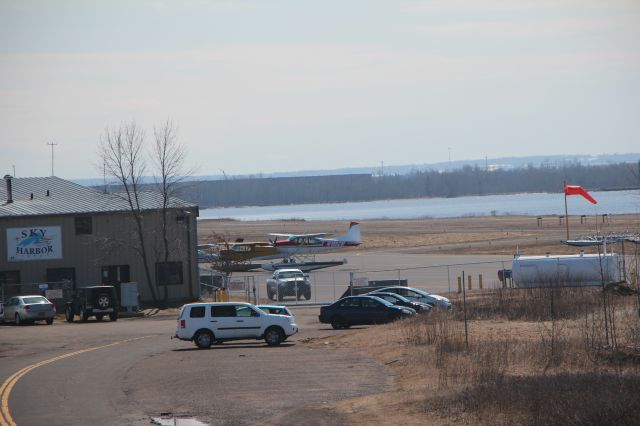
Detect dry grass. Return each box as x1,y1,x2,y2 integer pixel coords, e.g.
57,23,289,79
314,289,640,425
197,214,640,255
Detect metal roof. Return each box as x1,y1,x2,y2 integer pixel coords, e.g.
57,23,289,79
0,176,196,218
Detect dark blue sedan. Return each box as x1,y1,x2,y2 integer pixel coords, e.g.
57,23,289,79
319,295,416,329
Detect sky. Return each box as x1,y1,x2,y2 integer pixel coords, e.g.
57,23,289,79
0,0,639,180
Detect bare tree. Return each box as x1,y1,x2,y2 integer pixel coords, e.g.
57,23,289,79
151,119,191,304
99,121,159,304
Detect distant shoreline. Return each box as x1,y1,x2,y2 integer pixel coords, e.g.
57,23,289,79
197,189,639,221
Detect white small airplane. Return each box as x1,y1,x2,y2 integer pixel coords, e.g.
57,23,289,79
270,222,362,256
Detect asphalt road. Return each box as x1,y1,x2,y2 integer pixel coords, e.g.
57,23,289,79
0,307,390,426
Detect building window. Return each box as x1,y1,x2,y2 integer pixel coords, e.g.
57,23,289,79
46,268,76,286
75,216,93,235
101,265,130,285
156,262,183,286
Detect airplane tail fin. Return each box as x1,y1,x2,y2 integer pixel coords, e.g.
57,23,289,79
338,222,361,244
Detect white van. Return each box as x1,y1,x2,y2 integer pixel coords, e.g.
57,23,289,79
175,302,298,349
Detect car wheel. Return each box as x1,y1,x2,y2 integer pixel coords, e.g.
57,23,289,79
194,330,214,349
264,327,284,346
331,316,347,330
65,307,74,323
109,312,118,321
46,318,54,325
97,294,111,310
303,288,311,300
95,314,104,322
15,313,22,326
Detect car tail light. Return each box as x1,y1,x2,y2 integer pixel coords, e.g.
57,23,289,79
24,305,31,311
180,319,186,329
51,304,56,312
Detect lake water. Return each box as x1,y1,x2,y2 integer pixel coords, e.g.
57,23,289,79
198,190,640,221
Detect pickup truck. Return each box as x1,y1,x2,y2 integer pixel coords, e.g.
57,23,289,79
266,268,311,301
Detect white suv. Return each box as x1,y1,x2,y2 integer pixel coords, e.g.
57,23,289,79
175,302,298,349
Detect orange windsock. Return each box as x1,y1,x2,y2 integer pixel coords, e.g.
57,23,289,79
564,185,597,204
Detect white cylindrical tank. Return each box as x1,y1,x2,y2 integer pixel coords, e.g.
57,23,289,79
512,253,621,288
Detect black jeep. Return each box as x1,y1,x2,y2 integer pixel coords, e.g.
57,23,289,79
65,286,119,322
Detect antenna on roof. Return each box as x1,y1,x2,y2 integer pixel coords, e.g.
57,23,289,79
47,141,58,176
103,160,107,193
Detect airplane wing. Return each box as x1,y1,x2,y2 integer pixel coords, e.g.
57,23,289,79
197,243,217,249
268,233,330,237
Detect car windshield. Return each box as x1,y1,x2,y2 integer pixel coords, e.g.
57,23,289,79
367,296,395,307
377,293,411,303
258,306,290,316
382,287,428,300
22,296,48,304
279,271,303,279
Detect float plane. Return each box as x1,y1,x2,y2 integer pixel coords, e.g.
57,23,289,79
270,222,362,256
200,222,362,272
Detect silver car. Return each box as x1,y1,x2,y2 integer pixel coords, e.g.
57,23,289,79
1,295,56,325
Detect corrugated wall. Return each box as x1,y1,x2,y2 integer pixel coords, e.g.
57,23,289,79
0,209,198,304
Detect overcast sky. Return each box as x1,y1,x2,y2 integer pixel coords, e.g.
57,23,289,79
1,0,639,180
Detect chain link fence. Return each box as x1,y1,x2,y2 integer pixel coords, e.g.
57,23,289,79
201,259,514,306
1,280,74,312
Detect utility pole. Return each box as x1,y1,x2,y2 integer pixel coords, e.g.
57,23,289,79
47,141,58,176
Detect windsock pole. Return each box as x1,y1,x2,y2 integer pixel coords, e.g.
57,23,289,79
564,180,570,240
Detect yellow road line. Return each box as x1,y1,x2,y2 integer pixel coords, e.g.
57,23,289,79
0,336,151,426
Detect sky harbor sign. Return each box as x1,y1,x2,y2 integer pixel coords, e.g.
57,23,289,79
6,226,63,262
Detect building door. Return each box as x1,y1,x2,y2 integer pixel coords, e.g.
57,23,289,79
101,265,130,296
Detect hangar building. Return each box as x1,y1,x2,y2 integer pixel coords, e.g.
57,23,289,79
0,175,199,305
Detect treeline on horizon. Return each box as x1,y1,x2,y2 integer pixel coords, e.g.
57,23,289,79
176,162,640,209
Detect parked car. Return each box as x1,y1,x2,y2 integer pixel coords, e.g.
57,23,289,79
1,295,56,325
369,286,452,310
266,269,311,301
66,285,119,322
319,295,416,329
256,305,294,317
175,302,298,349
372,292,433,313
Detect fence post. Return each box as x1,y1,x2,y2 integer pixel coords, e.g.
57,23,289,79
501,261,507,288
447,265,451,294
457,276,462,293
462,270,469,351
252,277,257,305
332,272,336,302
349,272,354,296
479,274,483,290
467,275,472,291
